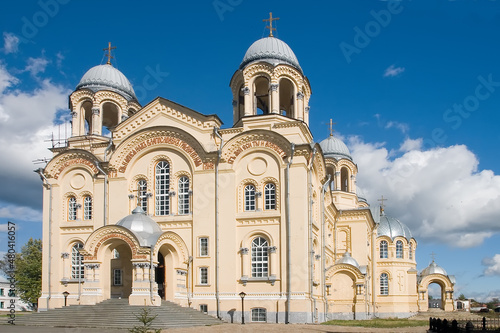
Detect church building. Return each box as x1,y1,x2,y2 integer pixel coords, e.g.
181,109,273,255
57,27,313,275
36,17,455,323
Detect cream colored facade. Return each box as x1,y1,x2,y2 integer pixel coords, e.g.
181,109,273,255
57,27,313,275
37,35,454,322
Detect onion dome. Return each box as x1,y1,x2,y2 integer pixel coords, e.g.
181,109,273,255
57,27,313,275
377,213,413,242
76,64,137,101
319,135,352,161
116,207,162,247
335,252,360,268
240,37,302,72
420,261,448,276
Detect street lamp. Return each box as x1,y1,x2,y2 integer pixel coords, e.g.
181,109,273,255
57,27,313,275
239,291,246,324
62,291,69,307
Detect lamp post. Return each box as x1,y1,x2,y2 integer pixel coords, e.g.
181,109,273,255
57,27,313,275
62,291,69,307
239,291,246,324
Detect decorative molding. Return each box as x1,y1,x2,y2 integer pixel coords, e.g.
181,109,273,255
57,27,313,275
268,246,277,253
239,247,249,255
61,252,69,259
223,134,289,164
92,107,100,116
153,232,189,263
297,91,304,100
46,152,100,180
270,83,278,92
242,87,250,95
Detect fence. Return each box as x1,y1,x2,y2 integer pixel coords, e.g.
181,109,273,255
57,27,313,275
429,317,500,332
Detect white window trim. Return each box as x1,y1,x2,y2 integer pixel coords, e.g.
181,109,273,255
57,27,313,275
199,237,209,257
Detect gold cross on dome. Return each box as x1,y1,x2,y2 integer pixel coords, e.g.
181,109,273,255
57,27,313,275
378,195,388,213
103,42,116,65
329,119,337,136
263,12,280,37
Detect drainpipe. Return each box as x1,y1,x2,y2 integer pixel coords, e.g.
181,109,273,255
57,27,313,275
150,245,154,305
285,143,295,324
213,127,223,319
308,147,317,323
35,169,52,311
372,229,377,317
321,175,331,321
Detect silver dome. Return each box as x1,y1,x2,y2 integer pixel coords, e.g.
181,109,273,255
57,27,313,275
335,252,360,268
319,135,352,161
420,261,448,276
76,64,137,101
377,214,413,242
240,37,302,72
116,207,162,247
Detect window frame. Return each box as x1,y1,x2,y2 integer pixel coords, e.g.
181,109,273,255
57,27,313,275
396,240,403,259
380,273,389,295
199,304,208,313
251,237,269,278
137,179,148,213
199,267,208,285
68,196,77,221
178,176,190,215
83,196,92,220
199,237,209,257
264,183,276,210
155,161,170,216
71,243,84,280
379,240,388,259
409,244,413,260
251,308,267,322
113,269,123,286
244,184,256,211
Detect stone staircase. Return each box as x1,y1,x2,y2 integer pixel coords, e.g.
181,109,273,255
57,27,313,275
16,298,223,329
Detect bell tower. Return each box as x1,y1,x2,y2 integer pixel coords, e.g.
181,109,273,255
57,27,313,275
230,14,312,126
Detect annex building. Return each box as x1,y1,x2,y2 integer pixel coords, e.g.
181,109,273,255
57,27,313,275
37,21,456,323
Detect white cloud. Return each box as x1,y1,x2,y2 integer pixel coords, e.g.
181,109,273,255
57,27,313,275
0,205,42,222
482,254,500,276
0,62,70,209
24,57,49,77
385,120,409,134
383,64,405,77
350,137,500,248
0,224,7,232
2,32,19,54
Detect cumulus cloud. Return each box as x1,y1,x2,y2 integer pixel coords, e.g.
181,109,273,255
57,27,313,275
0,62,70,210
350,136,500,248
24,57,49,77
2,32,19,54
482,254,500,276
0,204,42,222
383,64,405,77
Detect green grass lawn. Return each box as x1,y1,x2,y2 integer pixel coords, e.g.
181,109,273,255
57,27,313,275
322,318,428,328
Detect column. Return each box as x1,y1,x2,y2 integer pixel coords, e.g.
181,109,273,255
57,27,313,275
296,91,304,120
91,107,101,135
270,83,279,114
70,111,78,136
335,172,341,190
304,106,310,125
243,87,252,116
240,247,249,285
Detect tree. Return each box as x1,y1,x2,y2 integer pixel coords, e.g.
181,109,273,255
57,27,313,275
458,294,466,300
0,238,42,310
129,307,161,333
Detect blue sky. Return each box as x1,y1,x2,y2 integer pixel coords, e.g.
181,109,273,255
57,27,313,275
0,0,499,302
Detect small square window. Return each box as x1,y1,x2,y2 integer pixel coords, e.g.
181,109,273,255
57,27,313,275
0,301,4,309
113,269,122,286
0,288,4,296
199,304,208,313
251,308,266,322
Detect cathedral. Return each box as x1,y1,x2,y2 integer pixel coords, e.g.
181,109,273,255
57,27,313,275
36,19,456,323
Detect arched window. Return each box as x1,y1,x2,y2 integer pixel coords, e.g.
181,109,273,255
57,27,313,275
251,237,268,278
178,176,190,215
71,243,84,279
380,240,388,259
380,273,389,295
396,240,403,259
68,196,77,221
341,167,349,192
409,244,413,260
244,185,256,211
137,179,148,212
264,183,276,210
155,161,170,216
83,196,92,220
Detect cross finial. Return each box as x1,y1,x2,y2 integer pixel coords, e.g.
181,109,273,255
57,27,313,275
329,119,337,136
103,42,116,65
378,195,388,214
430,251,437,261
263,12,280,37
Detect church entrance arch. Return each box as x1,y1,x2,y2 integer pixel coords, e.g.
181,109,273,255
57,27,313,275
101,239,133,299
418,275,455,312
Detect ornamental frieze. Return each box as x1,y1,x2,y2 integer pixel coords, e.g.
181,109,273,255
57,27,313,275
223,134,290,164
47,152,100,180
112,130,207,173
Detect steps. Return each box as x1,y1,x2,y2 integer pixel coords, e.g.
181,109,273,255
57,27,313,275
16,298,223,329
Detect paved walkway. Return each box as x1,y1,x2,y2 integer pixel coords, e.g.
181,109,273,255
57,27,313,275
1,323,429,333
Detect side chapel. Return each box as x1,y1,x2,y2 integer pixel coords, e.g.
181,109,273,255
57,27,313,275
37,17,455,323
